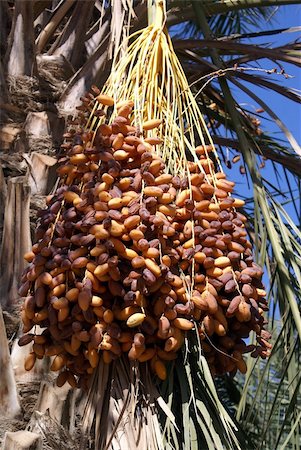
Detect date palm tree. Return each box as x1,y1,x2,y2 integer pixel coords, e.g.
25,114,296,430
0,1,300,449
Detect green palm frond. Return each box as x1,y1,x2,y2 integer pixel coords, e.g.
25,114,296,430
159,334,249,450
171,0,276,38
167,0,301,28
2,1,301,449
184,4,301,448
237,210,301,447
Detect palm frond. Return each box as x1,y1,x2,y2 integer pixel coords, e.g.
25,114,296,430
190,4,301,448
2,1,301,449
174,39,301,67
80,356,167,450
159,334,248,450
167,0,301,28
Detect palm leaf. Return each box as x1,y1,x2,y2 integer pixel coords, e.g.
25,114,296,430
2,1,301,449
159,334,248,449
167,0,301,28
188,4,301,449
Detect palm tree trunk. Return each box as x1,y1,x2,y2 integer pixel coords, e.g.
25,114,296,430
59,17,111,112
0,61,8,104
49,0,95,70
5,0,36,77
0,0,11,60
35,0,76,54
0,305,21,418
0,177,31,308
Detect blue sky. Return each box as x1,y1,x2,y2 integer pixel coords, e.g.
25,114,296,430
269,5,301,143
170,4,300,183
184,4,301,213
234,5,301,145
220,5,301,314
224,5,301,209
169,3,301,233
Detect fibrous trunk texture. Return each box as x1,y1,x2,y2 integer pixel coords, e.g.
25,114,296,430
59,19,111,112
2,430,42,450
0,305,21,418
5,0,37,77
0,177,31,308
50,0,95,70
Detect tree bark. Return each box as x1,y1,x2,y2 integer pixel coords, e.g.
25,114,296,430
24,110,65,149
0,165,7,235
2,431,42,450
5,0,37,77
49,0,95,70
0,177,31,308
35,381,75,432
59,0,146,112
0,124,22,150
28,152,57,196
0,0,11,61
35,0,76,54
27,411,76,450
85,9,111,57
33,1,52,21
0,305,21,418
0,63,8,102
0,60,9,118
59,20,111,112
